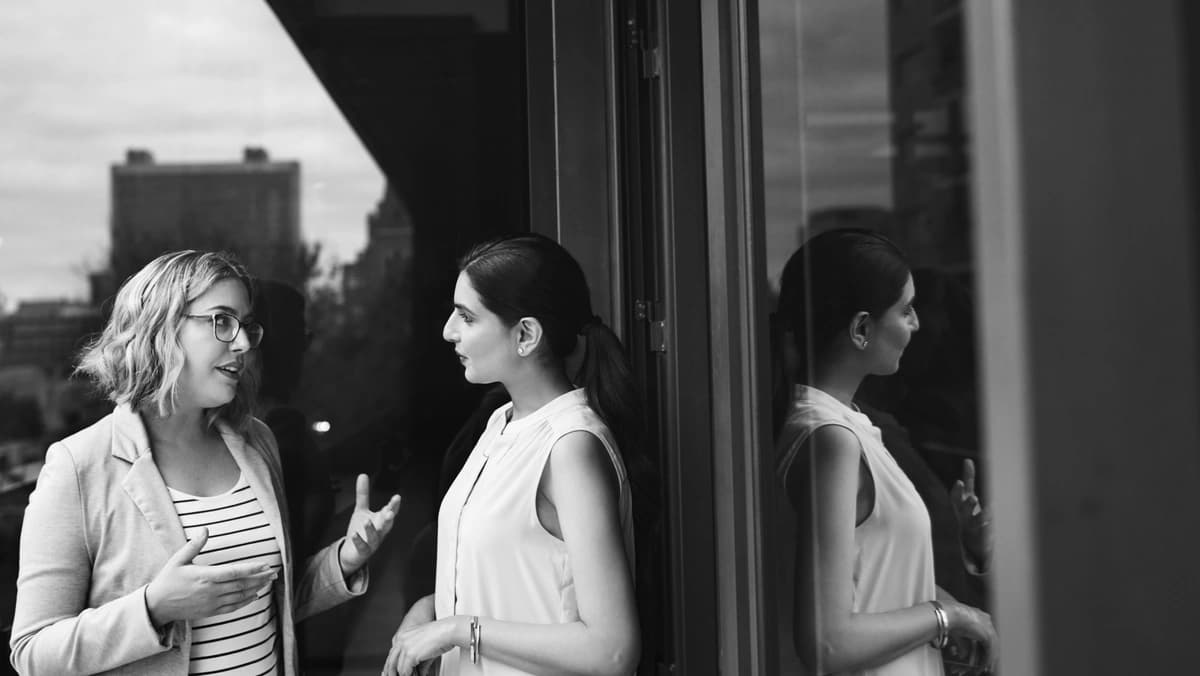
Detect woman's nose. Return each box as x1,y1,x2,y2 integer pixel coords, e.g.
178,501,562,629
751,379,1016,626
230,328,251,353
442,315,457,343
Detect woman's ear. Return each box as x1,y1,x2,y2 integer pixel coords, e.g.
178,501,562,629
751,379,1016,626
515,317,544,357
849,311,873,350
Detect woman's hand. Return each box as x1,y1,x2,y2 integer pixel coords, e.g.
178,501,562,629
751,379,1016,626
338,474,402,577
145,528,278,626
943,601,999,673
382,616,468,676
950,459,993,569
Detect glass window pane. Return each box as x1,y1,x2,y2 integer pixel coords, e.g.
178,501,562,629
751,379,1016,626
1,3,526,674
758,1,991,673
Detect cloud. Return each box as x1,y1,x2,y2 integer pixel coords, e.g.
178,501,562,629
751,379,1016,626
0,0,382,306
758,0,896,283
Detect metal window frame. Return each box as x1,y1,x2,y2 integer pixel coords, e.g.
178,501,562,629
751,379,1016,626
696,0,774,673
526,0,624,331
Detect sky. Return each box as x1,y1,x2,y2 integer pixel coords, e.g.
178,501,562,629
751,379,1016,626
759,0,892,287
0,0,891,305
0,0,382,310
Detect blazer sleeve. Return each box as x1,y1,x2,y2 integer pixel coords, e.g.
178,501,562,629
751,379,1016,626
247,418,368,623
292,536,368,622
9,444,172,676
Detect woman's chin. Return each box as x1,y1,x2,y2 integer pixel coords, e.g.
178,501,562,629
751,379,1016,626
198,389,237,409
873,359,903,377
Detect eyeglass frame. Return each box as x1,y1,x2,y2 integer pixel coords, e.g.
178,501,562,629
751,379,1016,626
184,312,265,348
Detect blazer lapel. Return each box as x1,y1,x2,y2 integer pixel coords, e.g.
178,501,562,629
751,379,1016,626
112,405,187,556
220,425,289,571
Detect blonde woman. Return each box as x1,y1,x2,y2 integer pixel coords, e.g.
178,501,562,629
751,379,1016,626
9,250,401,675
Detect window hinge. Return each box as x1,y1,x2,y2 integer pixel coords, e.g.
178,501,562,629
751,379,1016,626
624,16,660,79
634,300,667,353
642,46,662,79
649,319,667,352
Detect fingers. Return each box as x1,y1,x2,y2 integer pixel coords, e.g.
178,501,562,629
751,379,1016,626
214,585,268,616
960,493,982,519
381,494,402,520
978,504,993,525
372,496,402,534
218,570,277,595
983,621,1000,672
382,642,405,676
351,519,380,556
168,527,209,566
963,458,977,494
356,473,370,511
209,561,277,583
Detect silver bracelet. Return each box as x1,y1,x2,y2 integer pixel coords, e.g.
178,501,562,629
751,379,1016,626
929,601,948,649
469,616,480,664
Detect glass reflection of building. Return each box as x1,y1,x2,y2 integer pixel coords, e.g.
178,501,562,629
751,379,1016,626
888,0,970,270
97,147,305,303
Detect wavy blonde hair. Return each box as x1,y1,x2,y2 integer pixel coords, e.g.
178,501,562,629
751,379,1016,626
76,250,260,433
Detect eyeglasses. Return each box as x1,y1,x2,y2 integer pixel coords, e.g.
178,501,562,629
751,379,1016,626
185,313,265,348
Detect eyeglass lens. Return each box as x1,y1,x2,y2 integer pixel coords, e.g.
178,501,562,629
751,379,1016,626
213,313,263,346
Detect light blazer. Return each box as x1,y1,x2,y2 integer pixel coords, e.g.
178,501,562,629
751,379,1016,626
9,404,367,675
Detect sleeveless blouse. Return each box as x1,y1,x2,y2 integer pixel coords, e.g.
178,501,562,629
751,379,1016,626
434,388,635,676
777,385,942,676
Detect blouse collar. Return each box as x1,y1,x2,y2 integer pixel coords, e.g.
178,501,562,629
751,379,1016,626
793,384,871,426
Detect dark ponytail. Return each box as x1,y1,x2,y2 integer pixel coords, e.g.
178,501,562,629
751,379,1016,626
576,319,642,463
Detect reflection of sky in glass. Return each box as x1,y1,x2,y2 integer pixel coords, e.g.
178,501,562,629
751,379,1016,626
760,0,891,290
0,0,382,309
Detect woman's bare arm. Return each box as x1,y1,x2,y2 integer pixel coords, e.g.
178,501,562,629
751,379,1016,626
385,430,639,676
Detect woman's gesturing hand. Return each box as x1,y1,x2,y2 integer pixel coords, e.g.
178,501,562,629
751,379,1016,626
950,459,993,567
338,473,402,576
382,617,466,676
145,527,278,626
943,601,999,674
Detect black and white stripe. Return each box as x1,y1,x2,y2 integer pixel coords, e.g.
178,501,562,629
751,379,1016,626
170,475,283,675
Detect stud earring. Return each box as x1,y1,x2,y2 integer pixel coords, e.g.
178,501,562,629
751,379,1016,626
517,347,525,356
861,340,869,349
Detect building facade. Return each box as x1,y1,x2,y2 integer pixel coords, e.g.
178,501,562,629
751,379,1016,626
106,147,304,299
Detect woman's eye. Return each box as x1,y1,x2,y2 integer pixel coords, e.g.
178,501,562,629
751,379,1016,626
458,311,472,323
215,314,235,329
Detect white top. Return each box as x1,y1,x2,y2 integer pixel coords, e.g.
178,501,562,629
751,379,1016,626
777,385,942,676
169,474,283,676
434,388,634,676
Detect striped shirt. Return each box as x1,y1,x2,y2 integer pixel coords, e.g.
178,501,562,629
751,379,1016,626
169,474,283,676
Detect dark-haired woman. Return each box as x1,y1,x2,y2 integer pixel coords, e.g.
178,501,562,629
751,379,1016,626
775,229,997,675
383,234,640,675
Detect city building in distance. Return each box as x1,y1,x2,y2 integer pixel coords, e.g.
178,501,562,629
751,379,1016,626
93,147,303,304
